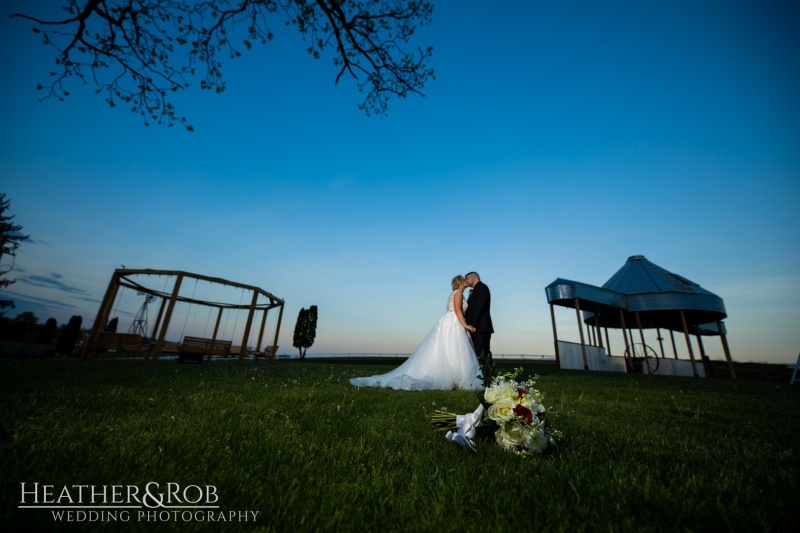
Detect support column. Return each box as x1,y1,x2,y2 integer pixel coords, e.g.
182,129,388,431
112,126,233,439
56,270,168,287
152,274,183,363
717,320,737,379
656,327,666,359
147,297,167,359
619,309,630,372
212,308,223,343
271,303,284,364
594,311,604,350
670,329,679,359
575,299,589,370
635,312,647,349
81,270,123,361
256,308,269,355
549,304,561,368
237,290,260,365
696,333,712,377
680,310,699,377
604,328,612,356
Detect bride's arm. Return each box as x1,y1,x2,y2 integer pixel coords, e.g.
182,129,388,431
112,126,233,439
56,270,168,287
454,291,476,332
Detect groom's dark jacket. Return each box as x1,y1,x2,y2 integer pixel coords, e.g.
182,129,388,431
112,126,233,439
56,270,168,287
465,281,493,334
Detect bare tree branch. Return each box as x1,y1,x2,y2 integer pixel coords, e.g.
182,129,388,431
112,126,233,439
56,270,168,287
10,0,434,130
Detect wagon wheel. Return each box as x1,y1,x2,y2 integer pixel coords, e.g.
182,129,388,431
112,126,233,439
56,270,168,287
624,343,660,375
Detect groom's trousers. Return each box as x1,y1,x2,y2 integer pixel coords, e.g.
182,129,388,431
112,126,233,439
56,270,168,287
471,332,492,359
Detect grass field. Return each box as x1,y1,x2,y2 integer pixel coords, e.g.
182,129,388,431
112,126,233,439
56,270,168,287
1,357,798,532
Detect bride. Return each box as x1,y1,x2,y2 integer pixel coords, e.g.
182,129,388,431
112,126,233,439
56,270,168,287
350,275,484,391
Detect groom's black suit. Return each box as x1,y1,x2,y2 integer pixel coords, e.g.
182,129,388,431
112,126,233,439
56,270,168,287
464,281,493,359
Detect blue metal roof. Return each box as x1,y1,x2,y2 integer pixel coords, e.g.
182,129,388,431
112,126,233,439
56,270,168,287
602,255,719,297
545,278,627,309
545,255,727,333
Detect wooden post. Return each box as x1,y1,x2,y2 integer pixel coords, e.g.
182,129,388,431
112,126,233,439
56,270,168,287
81,270,122,361
717,320,737,379
669,329,679,359
148,297,167,358
656,327,666,359
256,307,269,355
604,328,612,356
635,312,647,349
696,333,712,377
212,307,223,343
619,309,630,372
152,274,183,363
594,310,604,349
271,303,284,363
575,298,589,370
237,289,260,365
680,310,699,377
549,304,561,368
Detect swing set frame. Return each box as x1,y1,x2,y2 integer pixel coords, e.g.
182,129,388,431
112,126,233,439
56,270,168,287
80,268,284,365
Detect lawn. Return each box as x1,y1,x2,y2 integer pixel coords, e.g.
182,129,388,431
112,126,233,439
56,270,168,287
1,357,798,532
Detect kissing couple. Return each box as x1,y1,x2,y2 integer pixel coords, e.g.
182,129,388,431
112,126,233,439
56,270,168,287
350,272,494,391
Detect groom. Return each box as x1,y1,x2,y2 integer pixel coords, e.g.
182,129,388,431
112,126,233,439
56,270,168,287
464,271,493,365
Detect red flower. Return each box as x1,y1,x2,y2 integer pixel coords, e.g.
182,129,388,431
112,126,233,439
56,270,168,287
513,404,533,425
517,387,526,399
469,289,473,295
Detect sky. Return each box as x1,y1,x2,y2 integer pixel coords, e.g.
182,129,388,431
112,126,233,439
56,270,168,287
1,1,798,364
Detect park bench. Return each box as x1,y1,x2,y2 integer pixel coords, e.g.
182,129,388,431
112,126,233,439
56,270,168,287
92,332,144,357
253,345,279,364
177,336,232,363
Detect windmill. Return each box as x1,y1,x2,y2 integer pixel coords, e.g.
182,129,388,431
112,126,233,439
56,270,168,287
129,293,155,342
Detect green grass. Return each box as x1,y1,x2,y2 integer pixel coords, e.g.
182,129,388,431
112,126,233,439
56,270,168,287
1,357,798,532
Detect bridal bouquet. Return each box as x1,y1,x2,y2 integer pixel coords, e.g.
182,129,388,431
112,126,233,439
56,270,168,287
432,368,561,456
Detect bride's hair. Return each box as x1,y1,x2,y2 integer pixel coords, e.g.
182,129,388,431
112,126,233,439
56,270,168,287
451,275,465,290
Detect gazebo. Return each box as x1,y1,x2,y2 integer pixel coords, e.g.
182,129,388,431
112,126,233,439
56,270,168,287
545,255,736,378
80,269,284,364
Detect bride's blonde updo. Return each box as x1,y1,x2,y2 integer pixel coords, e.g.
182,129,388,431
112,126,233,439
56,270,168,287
451,275,465,291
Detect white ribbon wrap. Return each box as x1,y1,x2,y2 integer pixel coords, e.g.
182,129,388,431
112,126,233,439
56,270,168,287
444,404,485,450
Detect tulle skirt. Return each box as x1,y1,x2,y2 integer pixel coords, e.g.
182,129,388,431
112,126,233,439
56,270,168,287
350,310,483,391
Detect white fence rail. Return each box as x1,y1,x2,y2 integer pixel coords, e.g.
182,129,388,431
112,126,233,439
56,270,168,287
296,353,555,360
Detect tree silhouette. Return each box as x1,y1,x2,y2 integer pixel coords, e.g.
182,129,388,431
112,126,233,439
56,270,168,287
11,0,435,130
292,305,317,359
56,315,83,357
35,317,59,345
0,194,29,313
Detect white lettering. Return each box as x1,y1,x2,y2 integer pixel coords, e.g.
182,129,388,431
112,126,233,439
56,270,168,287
166,482,181,504
182,484,202,504
20,482,38,504
42,484,54,504
206,484,219,504
56,485,74,504
72,484,88,503
127,484,141,504
90,485,107,504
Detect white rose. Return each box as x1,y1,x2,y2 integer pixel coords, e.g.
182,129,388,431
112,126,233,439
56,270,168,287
486,398,516,423
495,424,527,450
484,386,500,404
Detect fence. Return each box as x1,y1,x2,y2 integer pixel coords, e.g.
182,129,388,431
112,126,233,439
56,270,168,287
297,353,555,361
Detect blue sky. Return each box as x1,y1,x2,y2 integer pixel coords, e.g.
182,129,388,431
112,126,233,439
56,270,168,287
1,1,798,363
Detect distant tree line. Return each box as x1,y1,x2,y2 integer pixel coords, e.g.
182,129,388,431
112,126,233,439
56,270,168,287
0,311,84,358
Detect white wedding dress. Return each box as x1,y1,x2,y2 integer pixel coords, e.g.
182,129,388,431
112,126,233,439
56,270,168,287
350,290,483,391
